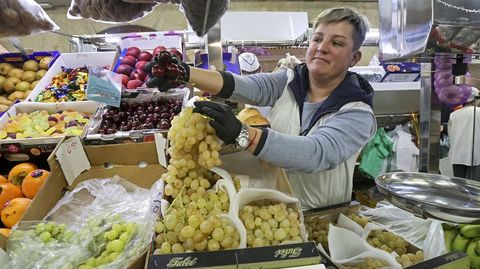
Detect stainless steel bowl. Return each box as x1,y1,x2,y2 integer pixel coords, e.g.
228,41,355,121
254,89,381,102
375,172,480,223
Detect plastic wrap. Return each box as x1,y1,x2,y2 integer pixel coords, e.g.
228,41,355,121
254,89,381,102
320,224,402,268
360,201,444,259
0,0,59,38
181,0,229,37
5,176,156,269
67,0,159,23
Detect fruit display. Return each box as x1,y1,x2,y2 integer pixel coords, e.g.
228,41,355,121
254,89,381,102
96,97,182,135
239,201,303,248
36,66,88,102
0,110,91,139
0,163,49,230
0,58,52,112
444,223,480,269
0,0,58,38
115,45,183,91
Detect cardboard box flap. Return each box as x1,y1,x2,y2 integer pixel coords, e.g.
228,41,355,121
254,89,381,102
85,142,159,166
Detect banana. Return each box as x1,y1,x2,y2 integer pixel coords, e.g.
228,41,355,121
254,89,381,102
444,228,459,252
466,238,480,269
442,223,459,231
452,234,472,252
460,225,480,238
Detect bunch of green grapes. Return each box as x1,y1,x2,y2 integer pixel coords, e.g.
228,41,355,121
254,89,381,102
34,222,72,243
367,230,410,255
304,217,330,250
346,258,389,269
396,251,424,267
345,213,369,228
77,222,137,268
162,107,224,200
239,201,303,248
154,213,240,254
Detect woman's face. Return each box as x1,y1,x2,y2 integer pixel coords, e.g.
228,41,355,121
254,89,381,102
306,21,361,81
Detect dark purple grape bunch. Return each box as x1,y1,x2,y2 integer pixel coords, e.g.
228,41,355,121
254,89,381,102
98,98,183,135
145,49,190,92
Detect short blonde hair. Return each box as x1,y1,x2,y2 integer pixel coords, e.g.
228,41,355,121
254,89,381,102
312,7,369,51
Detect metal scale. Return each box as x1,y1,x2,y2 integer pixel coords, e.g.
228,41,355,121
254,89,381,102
378,0,480,223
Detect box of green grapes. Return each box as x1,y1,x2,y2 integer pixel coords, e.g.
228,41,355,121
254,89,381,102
0,101,99,157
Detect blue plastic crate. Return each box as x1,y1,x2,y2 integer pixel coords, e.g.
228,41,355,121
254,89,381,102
0,50,60,69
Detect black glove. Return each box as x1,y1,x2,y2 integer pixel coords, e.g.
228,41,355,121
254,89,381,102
145,50,190,92
193,101,242,145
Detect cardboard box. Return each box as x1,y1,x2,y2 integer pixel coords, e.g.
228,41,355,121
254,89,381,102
0,101,99,169
1,140,166,269
146,151,321,269
147,242,321,269
26,52,116,102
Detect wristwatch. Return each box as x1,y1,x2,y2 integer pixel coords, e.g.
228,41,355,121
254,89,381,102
236,124,250,150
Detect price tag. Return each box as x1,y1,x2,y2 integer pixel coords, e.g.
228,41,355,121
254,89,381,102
87,67,121,107
154,133,168,168
55,137,90,186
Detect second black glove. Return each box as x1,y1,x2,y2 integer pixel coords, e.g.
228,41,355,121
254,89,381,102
193,101,242,145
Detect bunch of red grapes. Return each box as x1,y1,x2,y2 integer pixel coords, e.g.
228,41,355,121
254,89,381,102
98,98,182,135
145,49,188,92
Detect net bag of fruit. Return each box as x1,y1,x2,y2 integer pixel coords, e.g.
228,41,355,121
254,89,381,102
5,176,157,268
67,0,159,23
232,188,308,248
0,0,59,38
181,0,230,37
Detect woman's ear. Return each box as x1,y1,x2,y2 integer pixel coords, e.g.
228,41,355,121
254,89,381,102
350,51,362,67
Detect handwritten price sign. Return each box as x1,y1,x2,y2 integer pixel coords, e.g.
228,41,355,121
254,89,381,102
56,137,90,185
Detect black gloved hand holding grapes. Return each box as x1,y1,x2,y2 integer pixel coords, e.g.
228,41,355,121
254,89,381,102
145,50,190,92
193,101,242,145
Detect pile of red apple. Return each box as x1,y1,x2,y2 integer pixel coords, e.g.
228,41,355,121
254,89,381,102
115,45,182,90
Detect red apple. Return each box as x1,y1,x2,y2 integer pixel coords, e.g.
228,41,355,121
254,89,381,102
138,51,153,62
153,45,167,56
125,46,141,58
115,64,134,76
127,79,144,89
168,48,183,60
121,74,129,86
121,55,137,67
130,69,147,81
135,60,148,71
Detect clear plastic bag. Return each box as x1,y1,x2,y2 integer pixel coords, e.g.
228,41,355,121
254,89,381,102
181,0,230,37
67,0,159,23
360,201,444,259
5,176,156,269
0,0,59,38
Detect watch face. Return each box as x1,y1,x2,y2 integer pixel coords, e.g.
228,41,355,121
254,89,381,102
238,136,249,148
